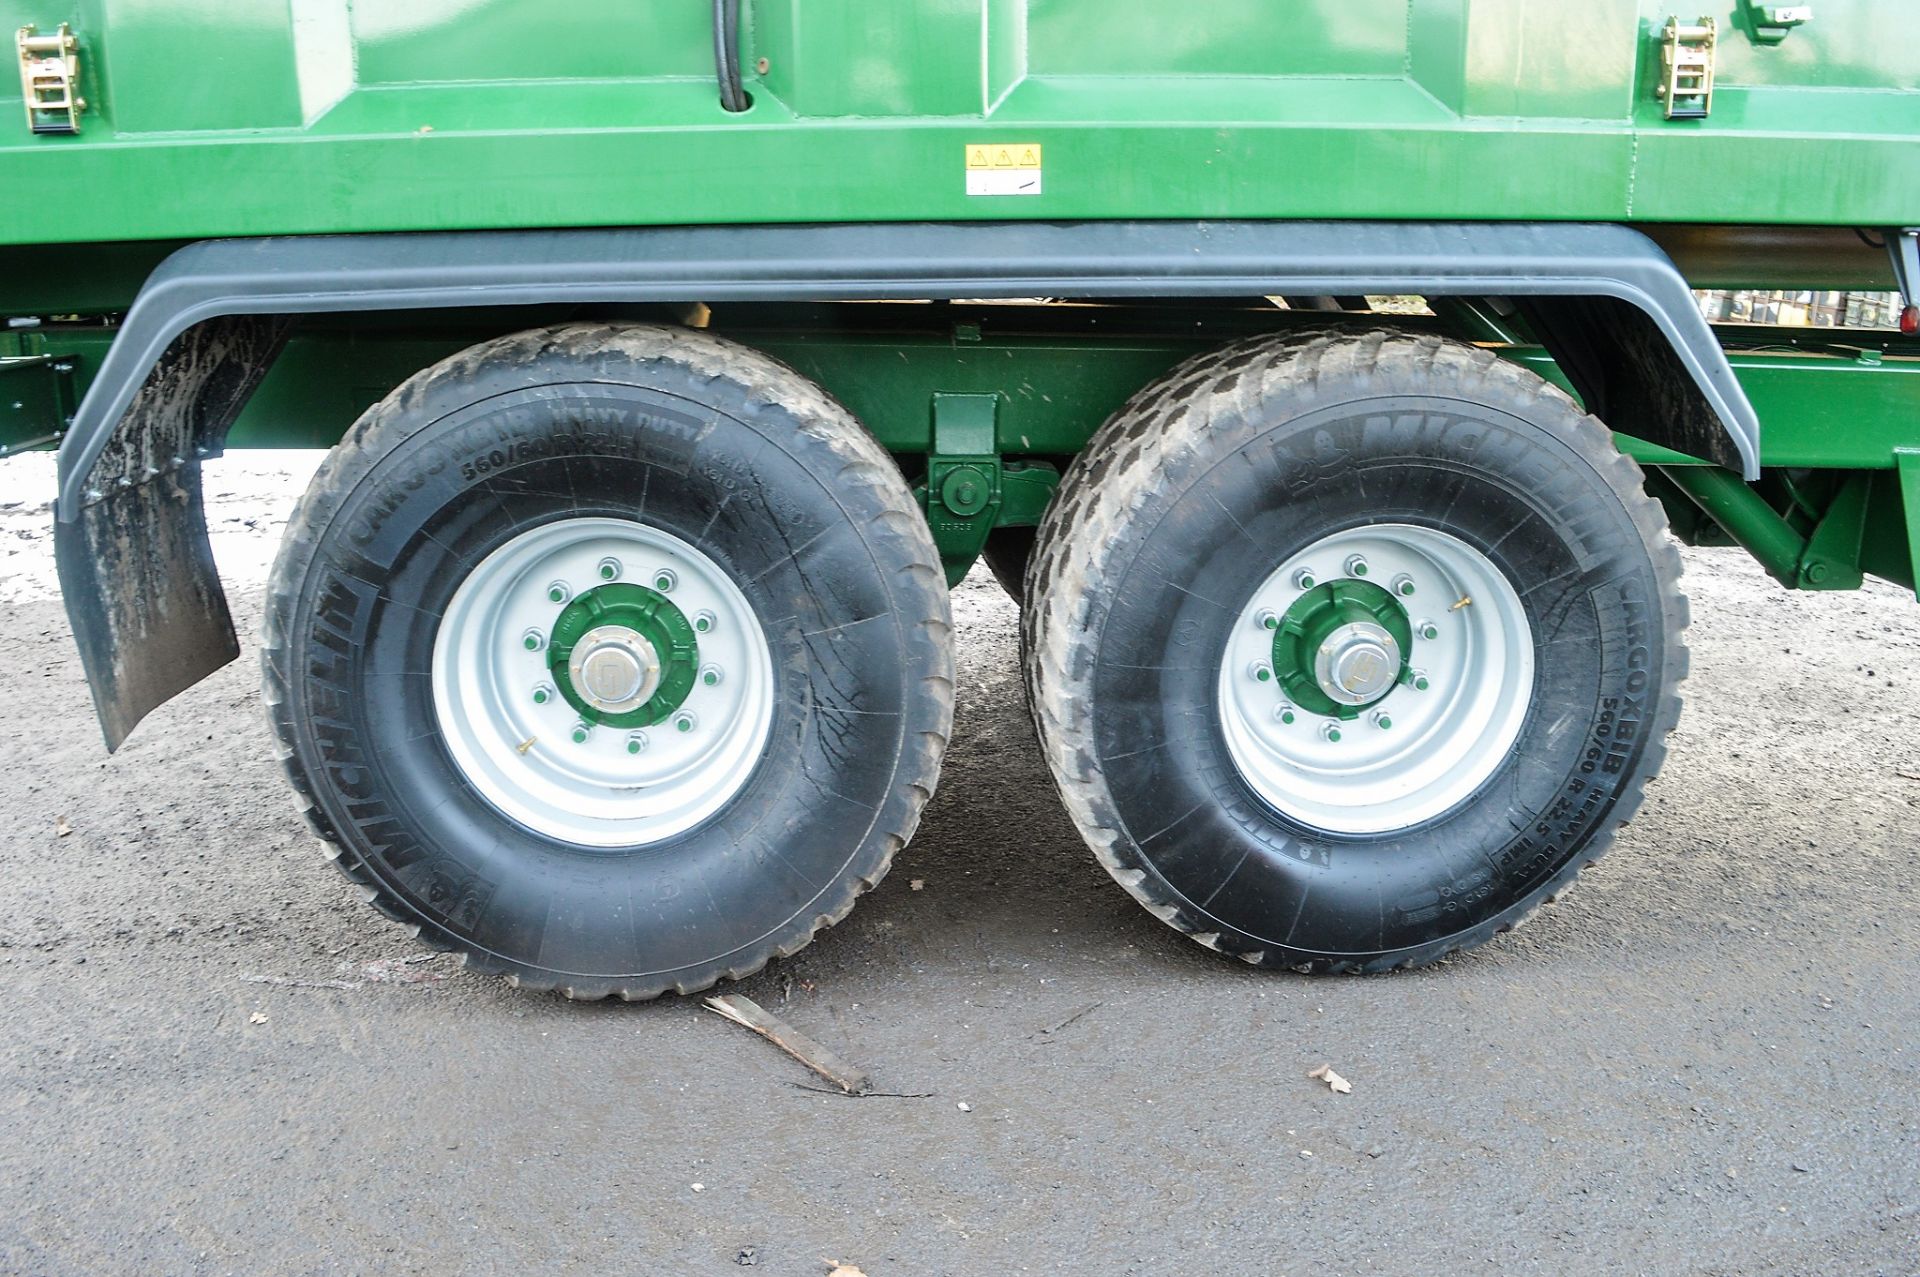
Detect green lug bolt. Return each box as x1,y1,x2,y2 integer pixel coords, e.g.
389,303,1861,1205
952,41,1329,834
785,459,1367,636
1293,568,1317,590
522,628,544,652
571,722,591,744
1250,661,1273,683
654,569,677,593
693,610,716,634
1274,705,1296,725
547,581,572,604
1344,554,1369,578
532,684,552,705
1418,621,1439,641
626,731,649,755
1393,573,1416,597
1321,723,1342,743
1371,711,1392,730
701,664,722,687
1413,674,1430,692
1256,609,1280,631
674,711,696,733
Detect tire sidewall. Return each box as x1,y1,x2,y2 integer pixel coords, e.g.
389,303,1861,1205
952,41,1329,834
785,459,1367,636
1069,385,1671,966
280,350,933,986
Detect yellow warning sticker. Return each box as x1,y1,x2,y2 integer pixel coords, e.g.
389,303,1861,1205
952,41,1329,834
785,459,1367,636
965,143,1043,196
966,143,1042,170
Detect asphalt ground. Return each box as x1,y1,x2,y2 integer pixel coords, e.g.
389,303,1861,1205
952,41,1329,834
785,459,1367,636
1,454,1916,1275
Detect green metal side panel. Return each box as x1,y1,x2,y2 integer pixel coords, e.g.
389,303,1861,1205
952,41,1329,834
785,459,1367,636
0,0,1914,251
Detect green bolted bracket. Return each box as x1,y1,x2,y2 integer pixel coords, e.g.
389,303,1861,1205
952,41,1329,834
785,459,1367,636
0,353,79,457
918,391,1060,585
1796,471,1870,590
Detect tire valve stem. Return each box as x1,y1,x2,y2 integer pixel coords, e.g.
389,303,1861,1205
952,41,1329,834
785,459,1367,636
516,736,537,755
1450,595,1473,612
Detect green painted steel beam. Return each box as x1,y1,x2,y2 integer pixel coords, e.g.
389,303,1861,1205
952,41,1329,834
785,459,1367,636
2,0,1917,249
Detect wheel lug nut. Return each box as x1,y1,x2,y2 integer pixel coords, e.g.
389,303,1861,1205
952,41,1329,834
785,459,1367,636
1249,660,1274,683
1321,722,1343,743
532,682,555,705
1344,554,1369,578
597,556,622,581
1417,620,1439,641
1255,609,1280,631
1371,710,1393,730
673,710,697,734
1392,573,1416,597
700,663,723,687
693,609,717,634
653,568,678,593
626,731,649,755
547,580,573,605
521,628,546,652
1273,703,1296,725
1411,670,1430,692
571,721,593,744
1293,568,1318,590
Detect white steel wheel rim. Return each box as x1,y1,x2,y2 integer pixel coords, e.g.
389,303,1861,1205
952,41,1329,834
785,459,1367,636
1217,523,1534,835
431,517,775,848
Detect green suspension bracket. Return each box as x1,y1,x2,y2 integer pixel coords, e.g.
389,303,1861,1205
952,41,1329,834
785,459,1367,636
917,390,1060,585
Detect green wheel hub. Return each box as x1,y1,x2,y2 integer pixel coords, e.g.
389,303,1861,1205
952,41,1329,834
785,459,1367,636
547,583,699,727
1272,579,1412,720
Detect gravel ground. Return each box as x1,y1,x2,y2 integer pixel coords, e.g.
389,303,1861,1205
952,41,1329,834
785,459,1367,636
1,453,1917,1275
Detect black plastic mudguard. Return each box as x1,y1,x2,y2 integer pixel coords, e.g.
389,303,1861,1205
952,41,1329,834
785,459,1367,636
53,221,1762,747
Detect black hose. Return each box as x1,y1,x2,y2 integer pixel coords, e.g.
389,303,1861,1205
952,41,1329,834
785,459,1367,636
713,0,748,113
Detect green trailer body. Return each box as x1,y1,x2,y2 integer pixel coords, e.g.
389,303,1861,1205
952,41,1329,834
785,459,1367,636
2,0,1917,995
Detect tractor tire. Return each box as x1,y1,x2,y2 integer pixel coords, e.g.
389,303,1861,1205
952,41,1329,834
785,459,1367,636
1024,329,1687,972
263,323,953,999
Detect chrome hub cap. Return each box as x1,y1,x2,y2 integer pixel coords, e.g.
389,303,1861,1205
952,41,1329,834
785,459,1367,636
570,626,662,713
432,517,774,848
1218,523,1535,835
1316,621,1401,705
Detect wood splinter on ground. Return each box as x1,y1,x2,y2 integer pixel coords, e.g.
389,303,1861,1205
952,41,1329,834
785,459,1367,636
704,994,872,1095
1308,1063,1353,1094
